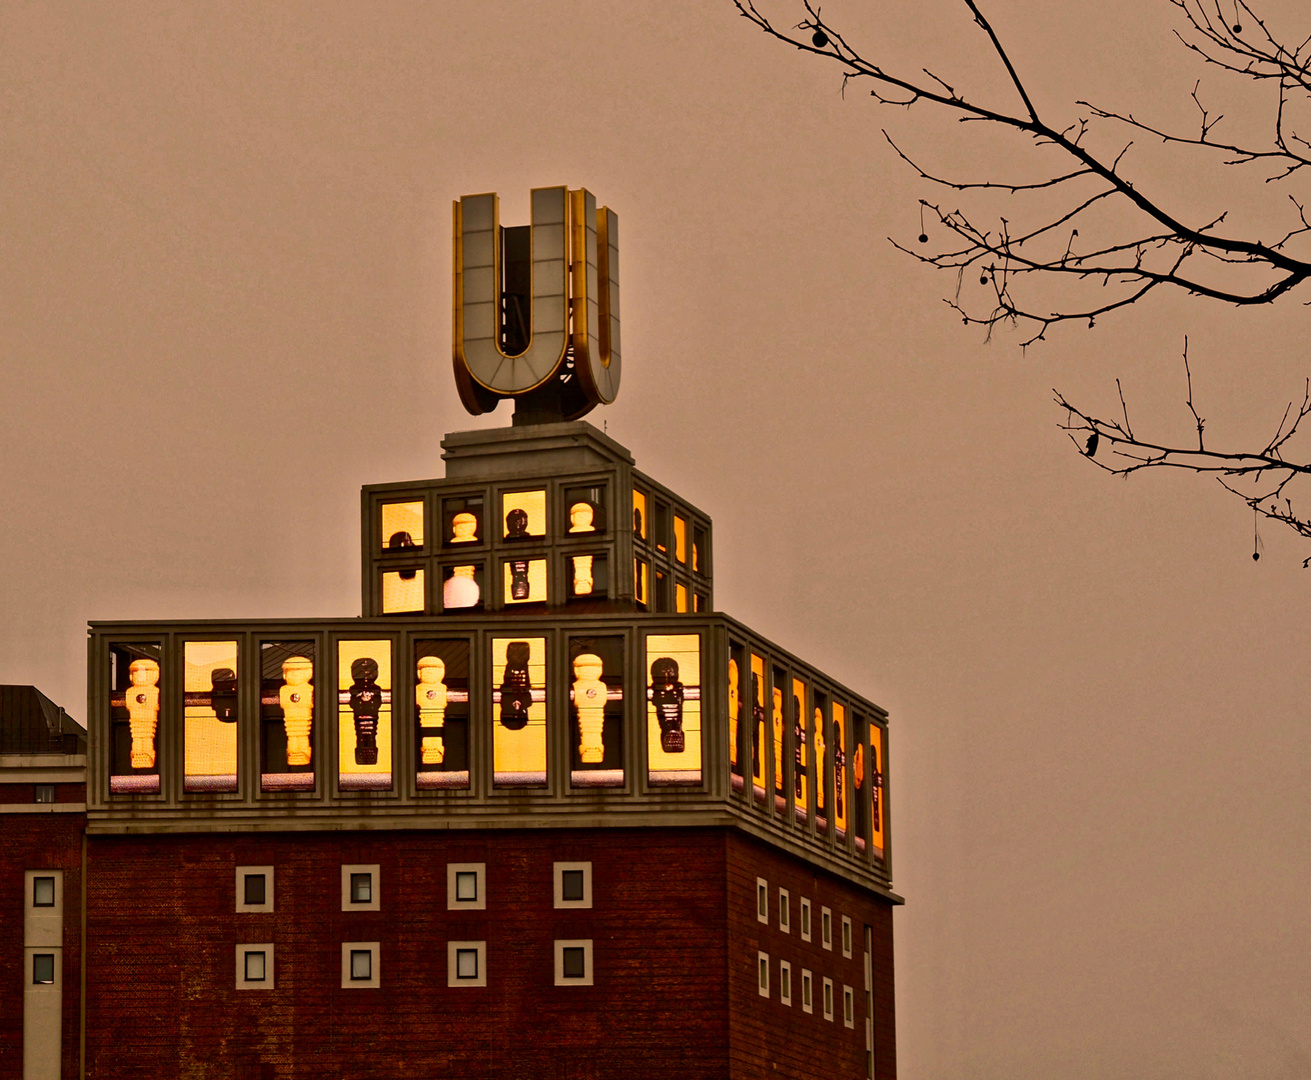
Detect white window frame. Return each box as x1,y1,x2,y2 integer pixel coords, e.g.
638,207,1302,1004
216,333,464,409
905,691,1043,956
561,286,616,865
756,877,768,924
844,983,856,1028
236,943,274,990
554,939,594,986
757,950,770,997
448,863,486,910
341,864,380,912
823,976,835,1021
800,897,812,942
341,942,380,988
778,888,790,933
448,940,487,987
779,960,793,1006
553,862,592,909
842,914,853,958
821,906,833,951
235,866,274,913
801,968,813,1014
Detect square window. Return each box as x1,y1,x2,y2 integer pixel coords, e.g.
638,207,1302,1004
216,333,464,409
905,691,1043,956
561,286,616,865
33,954,54,985
562,947,585,978
780,961,792,1006
778,888,790,933
553,862,592,909
801,969,813,1014
823,977,835,1021
757,951,770,997
34,784,55,804
340,864,379,911
800,897,812,942
447,863,486,910
756,878,768,923
555,939,593,985
235,866,274,913
341,942,379,988
448,941,487,987
822,906,833,950
33,877,55,908
236,943,274,990
844,984,855,1028
842,915,853,958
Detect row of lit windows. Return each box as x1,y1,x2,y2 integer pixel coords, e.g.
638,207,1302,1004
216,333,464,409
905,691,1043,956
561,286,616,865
757,952,855,1027
756,878,855,956
631,487,709,578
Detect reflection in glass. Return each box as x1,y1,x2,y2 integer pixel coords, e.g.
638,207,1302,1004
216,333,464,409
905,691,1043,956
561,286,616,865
652,501,669,553
647,634,702,785
382,569,425,613
109,644,162,794
503,558,547,604
492,637,546,787
692,526,706,574
261,642,315,791
676,583,688,613
442,563,482,610
338,640,392,790
381,501,424,551
184,640,239,793
793,678,809,821
502,490,546,539
570,636,623,788
415,640,470,789
751,653,767,803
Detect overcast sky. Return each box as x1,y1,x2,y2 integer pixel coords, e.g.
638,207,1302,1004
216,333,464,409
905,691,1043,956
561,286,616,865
3,2,1309,1076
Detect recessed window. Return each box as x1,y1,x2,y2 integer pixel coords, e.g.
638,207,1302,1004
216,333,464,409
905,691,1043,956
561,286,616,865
756,878,768,923
34,784,55,804
801,969,813,1014
236,943,274,990
448,941,487,988
780,960,793,1006
844,984,855,1028
778,888,790,933
340,864,380,911
554,862,592,909
235,866,274,913
800,897,812,942
757,951,770,997
32,877,55,908
562,871,584,901
32,954,55,985
842,915,853,958
448,863,486,910
823,977,835,1021
341,942,379,988
822,906,833,950
554,939,594,986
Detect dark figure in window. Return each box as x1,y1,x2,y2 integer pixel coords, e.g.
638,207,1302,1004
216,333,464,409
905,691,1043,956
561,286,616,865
751,673,765,783
348,657,382,765
832,721,846,819
504,510,532,599
650,657,685,753
633,507,643,536
871,748,883,830
388,531,418,580
793,695,806,799
500,641,533,730
210,667,238,723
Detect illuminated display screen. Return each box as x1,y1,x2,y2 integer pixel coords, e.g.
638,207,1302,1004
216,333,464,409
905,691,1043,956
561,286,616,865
415,639,470,790
261,641,316,792
674,515,687,563
109,643,162,794
792,677,808,820
646,633,701,786
337,640,392,791
502,557,547,605
813,694,829,832
675,583,688,613
382,569,425,613
751,653,767,803
632,489,647,541
502,490,546,539
833,701,848,837
493,636,546,787
634,558,649,608
870,725,885,858
183,640,238,793
442,563,483,610
564,484,605,534
772,664,787,817
728,644,745,791
692,525,706,574
381,500,424,552
569,636,623,788
442,496,483,547
852,713,868,848
569,553,608,600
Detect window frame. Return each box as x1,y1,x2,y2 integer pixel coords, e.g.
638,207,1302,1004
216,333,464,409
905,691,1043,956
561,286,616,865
554,938,594,986
780,959,793,1006
822,906,833,951
757,950,770,998
823,976,835,1021
778,887,790,933
800,897,812,942
844,983,856,1028
448,862,486,910
340,941,380,989
801,968,814,1014
842,914,853,958
235,943,274,990
340,864,380,912
32,876,56,908
235,866,274,914
448,940,487,988
553,861,593,909
756,877,768,924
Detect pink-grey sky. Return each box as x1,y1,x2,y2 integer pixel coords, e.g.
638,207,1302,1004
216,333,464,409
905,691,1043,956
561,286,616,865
2,2,1309,1075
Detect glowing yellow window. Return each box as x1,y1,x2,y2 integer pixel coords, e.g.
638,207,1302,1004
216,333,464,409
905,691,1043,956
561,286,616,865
502,491,546,539
381,501,424,552
675,583,688,613
632,489,647,541
674,516,687,564
382,569,425,613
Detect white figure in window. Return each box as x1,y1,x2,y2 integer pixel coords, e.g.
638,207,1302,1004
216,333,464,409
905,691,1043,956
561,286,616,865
127,658,160,769
569,501,596,596
280,656,314,766
572,653,606,764
443,513,482,609
416,656,448,765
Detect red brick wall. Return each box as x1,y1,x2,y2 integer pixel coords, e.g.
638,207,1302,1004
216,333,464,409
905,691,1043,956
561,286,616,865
0,813,85,1080
0,782,87,804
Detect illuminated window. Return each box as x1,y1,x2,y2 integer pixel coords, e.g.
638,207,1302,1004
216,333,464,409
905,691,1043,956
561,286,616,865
448,941,486,987
447,863,486,910
673,515,687,563
675,583,688,612
34,784,54,804
183,640,239,793
415,639,471,791
842,915,853,958
32,954,54,985
646,634,702,786
337,640,393,792
778,888,790,933
554,939,593,986
501,557,547,605
729,643,746,789
822,906,833,950
381,569,425,614
380,500,424,551
800,897,812,942
756,878,768,923
569,552,609,601
569,637,623,788
236,943,273,990
780,960,793,1006
844,984,856,1028
634,557,649,607
502,490,546,539
235,866,273,913
108,643,162,794
442,496,483,548
32,877,55,907
441,563,484,611
554,862,592,909
632,489,647,541
260,641,315,794
801,969,813,1014
757,951,769,997
823,977,835,1021
341,942,379,988
341,864,379,912
564,484,606,535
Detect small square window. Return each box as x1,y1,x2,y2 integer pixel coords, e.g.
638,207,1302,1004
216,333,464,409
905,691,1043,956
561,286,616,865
244,951,266,982
823,977,835,1021
448,940,487,987
34,784,55,804
800,897,812,942
554,939,593,985
235,866,274,913
822,906,833,950
756,878,768,923
757,951,770,997
448,863,486,910
842,915,853,958
341,864,379,911
236,943,274,990
562,947,585,978
844,984,855,1028
778,888,790,933
801,969,813,1014
780,960,793,1006
341,942,379,988
351,950,371,980
32,954,54,985
33,877,55,908
553,862,592,909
